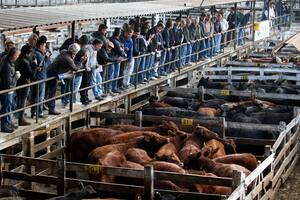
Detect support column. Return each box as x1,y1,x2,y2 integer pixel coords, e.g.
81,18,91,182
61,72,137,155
71,21,76,43
234,3,238,50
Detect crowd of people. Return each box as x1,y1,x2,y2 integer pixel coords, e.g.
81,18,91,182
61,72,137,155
0,7,257,133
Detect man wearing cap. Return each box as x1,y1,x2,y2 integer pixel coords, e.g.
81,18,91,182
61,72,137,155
92,24,109,46
0,39,15,60
47,43,84,115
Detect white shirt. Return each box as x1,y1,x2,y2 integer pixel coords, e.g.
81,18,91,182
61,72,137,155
221,19,229,32
269,7,276,19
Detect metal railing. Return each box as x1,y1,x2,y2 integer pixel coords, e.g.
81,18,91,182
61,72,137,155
0,14,291,127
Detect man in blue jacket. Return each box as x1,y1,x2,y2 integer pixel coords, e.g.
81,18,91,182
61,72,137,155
121,28,134,90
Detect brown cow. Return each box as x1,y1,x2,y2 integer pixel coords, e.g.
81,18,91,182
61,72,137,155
88,132,169,163
185,153,250,178
213,153,257,171
197,107,221,117
188,170,232,195
155,180,187,191
149,96,172,108
179,134,202,164
125,148,152,165
107,131,145,144
68,128,123,162
154,134,187,166
151,161,185,174
111,121,182,136
202,139,226,159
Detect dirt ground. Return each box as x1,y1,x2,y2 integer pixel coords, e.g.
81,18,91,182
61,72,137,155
278,160,300,200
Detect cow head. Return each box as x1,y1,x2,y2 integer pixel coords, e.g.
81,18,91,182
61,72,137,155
149,96,159,105
201,146,219,159
156,121,180,136
197,77,209,88
184,151,203,170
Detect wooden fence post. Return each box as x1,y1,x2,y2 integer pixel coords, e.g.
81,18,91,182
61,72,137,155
144,165,154,200
57,157,65,196
135,111,143,128
232,170,246,199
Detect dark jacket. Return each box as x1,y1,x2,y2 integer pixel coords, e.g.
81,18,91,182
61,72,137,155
110,36,126,57
227,12,237,29
183,26,191,43
146,27,158,52
240,13,251,27
0,55,17,90
188,24,196,41
92,32,108,46
199,20,207,38
172,26,183,45
97,48,118,65
162,28,171,49
132,35,140,57
214,21,222,34
15,56,35,85
47,50,81,75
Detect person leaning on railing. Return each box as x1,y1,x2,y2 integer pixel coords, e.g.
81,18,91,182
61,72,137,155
47,43,83,115
15,45,35,126
171,17,184,70
0,47,21,133
161,19,173,75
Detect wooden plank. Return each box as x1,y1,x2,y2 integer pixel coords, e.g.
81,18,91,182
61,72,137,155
66,178,144,194
66,162,144,179
273,130,299,168
155,171,232,187
245,153,274,186
34,134,64,153
281,154,300,183
245,172,273,200
226,137,276,146
39,148,65,160
272,142,299,187
2,171,58,185
273,125,300,152
0,154,56,169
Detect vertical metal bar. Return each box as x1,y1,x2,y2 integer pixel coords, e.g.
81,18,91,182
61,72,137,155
151,15,155,27
35,0,38,6
252,0,256,41
144,165,154,200
234,3,238,50
71,21,76,43
35,83,39,123
0,156,3,186
178,46,181,73
135,58,138,90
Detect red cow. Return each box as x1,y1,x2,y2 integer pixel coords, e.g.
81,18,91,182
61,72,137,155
125,148,152,165
213,153,257,171
201,139,226,159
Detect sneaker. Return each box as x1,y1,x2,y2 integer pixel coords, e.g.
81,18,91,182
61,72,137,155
100,93,108,98
143,78,149,82
49,110,61,115
112,89,122,94
108,90,116,96
150,77,157,80
19,118,31,126
82,101,90,106
9,123,18,129
160,72,167,76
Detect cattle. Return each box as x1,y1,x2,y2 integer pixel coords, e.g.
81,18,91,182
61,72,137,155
197,107,221,117
88,132,169,163
163,96,200,110
185,153,250,178
149,96,172,108
179,134,202,164
250,111,293,124
151,161,186,174
142,107,209,118
155,180,187,191
213,153,257,171
201,139,226,159
197,77,230,89
154,134,187,166
125,148,152,165
68,128,123,163
48,185,97,200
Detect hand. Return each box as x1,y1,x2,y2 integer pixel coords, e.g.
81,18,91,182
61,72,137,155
86,66,91,72
96,64,102,68
150,34,155,39
81,55,87,63
124,47,129,52
33,59,38,65
15,71,21,80
117,57,123,63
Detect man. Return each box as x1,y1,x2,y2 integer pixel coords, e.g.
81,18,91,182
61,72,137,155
121,27,134,89
47,43,83,115
146,23,164,80
214,13,223,54
220,12,229,50
204,13,214,57
97,41,121,96
191,17,200,62
87,39,105,101
199,13,208,59
0,39,15,59
92,24,109,46
227,7,237,45
131,26,145,85
183,18,192,65
30,39,51,118
239,11,251,46
172,17,183,69
161,19,173,74
0,47,20,133
110,28,126,90
15,45,35,126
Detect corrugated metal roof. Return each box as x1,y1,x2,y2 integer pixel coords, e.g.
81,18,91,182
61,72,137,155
0,0,248,32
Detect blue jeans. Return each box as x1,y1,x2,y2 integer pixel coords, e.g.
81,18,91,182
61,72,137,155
185,43,192,64
122,60,135,87
91,68,103,97
107,64,115,91
214,34,222,53
138,56,146,83
191,42,198,62
111,63,120,91
1,93,14,129
206,38,214,56
61,80,70,105
199,40,207,58
73,74,82,102
238,28,245,46
180,44,187,67
131,58,139,85
145,54,155,80
165,50,172,73
31,82,46,115
159,50,166,75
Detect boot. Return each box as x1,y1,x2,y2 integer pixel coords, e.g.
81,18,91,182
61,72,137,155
19,118,31,126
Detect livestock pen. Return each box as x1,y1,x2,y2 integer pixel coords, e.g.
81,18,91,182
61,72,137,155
0,106,298,200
